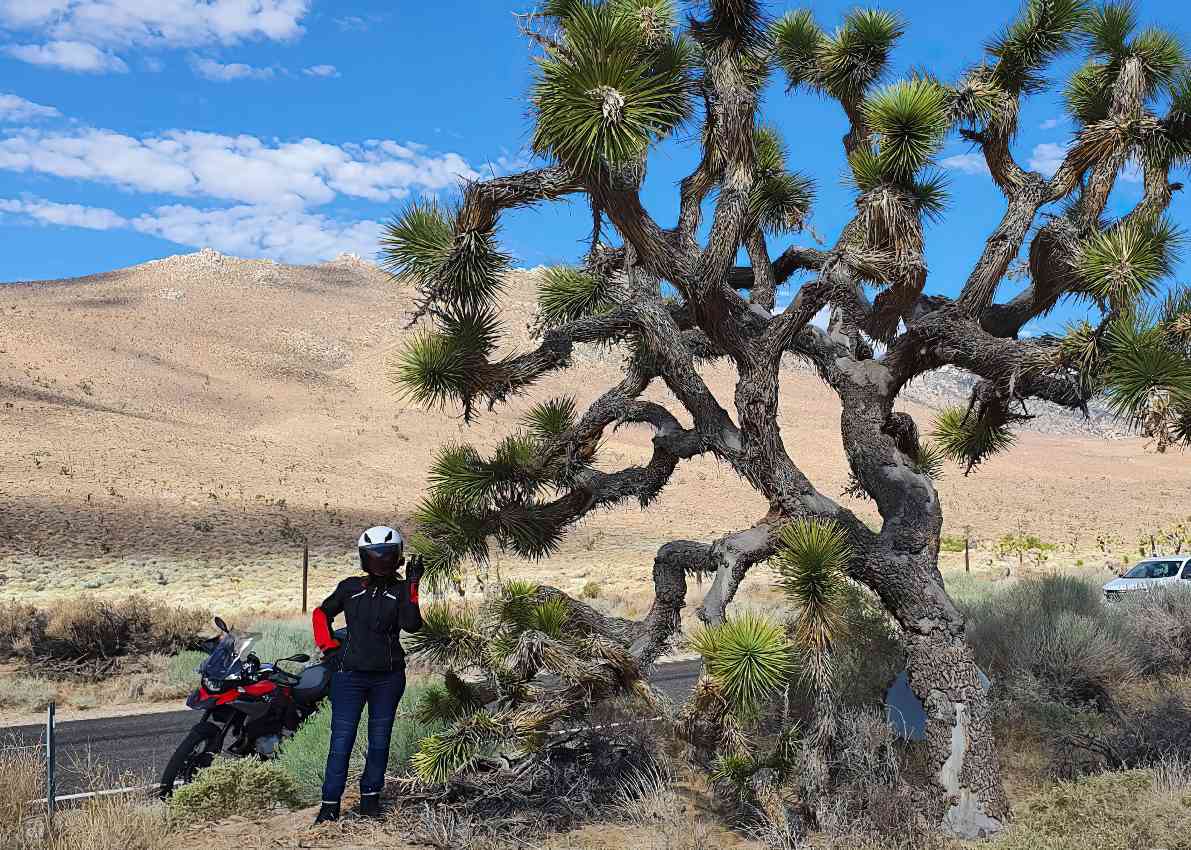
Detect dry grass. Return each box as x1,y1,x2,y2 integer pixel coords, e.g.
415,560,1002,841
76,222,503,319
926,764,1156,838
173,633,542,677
0,740,171,850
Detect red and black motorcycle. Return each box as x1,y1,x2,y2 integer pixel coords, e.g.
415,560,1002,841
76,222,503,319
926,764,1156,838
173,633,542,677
159,616,336,797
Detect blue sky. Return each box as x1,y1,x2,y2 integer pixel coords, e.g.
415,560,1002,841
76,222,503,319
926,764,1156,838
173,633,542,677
1,1,1189,334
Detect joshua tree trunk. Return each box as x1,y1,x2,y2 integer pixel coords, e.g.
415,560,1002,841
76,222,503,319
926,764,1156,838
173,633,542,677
385,0,1191,838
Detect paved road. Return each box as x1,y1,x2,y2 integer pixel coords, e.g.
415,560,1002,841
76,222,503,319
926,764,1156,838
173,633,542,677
1,659,704,796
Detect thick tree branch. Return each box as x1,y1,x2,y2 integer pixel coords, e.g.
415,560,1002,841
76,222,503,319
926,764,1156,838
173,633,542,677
727,245,830,291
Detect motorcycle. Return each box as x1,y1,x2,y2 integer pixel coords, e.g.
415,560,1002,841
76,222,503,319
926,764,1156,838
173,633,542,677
159,615,337,798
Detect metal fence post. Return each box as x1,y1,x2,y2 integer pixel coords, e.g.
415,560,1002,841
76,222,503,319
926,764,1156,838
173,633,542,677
301,540,309,613
46,702,56,833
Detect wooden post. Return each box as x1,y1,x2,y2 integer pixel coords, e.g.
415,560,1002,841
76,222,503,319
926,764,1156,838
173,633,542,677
301,541,309,614
964,536,970,573
1151,535,1157,556
45,702,56,834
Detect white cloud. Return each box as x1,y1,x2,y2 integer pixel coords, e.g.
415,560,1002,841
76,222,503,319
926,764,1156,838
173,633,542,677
940,153,989,176
131,204,382,263
190,56,275,81
302,64,339,78
5,40,128,72
0,196,128,230
335,16,368,32
1028,142,1068,178
0,194,382,263
1121,159,1142,183
1039,116,1065,130
0,1,310,50
0,93,60,122
1,1,310,74
0,126,478,208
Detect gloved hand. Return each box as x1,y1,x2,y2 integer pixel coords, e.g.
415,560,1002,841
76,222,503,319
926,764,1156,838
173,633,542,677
321,644,343,672
406,553,425,584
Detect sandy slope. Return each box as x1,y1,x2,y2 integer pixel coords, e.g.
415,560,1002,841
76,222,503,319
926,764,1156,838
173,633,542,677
1,249,1187,610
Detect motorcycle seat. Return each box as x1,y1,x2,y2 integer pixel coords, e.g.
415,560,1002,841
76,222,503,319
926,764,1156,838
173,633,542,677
293,663,332,704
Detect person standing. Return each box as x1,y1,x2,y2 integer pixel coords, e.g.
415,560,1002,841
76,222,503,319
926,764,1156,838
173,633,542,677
311,525,424,823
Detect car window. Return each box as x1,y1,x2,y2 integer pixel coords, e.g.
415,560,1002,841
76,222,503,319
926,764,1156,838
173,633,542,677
1149,561,1181,578
1182,561,1191,580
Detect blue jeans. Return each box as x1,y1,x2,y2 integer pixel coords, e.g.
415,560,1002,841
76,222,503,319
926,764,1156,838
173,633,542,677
320,668,406,803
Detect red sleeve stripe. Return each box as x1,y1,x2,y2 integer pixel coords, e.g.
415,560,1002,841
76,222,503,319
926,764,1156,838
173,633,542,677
409,582,418,605
312,607,338,651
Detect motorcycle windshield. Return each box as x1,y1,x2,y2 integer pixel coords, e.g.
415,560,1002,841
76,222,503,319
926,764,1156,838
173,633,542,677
199,634,256,681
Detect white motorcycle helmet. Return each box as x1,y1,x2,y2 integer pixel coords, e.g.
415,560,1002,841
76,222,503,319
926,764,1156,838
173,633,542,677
358,526,404,577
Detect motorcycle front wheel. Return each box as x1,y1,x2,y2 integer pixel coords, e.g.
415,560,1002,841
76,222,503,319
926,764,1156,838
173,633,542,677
159,721,222,798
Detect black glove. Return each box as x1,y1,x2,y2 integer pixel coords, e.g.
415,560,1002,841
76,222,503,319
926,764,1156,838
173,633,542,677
321,644,343,672
406,553,425,584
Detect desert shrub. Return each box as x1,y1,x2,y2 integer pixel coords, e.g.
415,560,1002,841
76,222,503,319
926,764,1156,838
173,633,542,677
831,585,906,709
963,576,1132,711
276,680,441,801
0,675,56,711
581,580,602,599
168,757,302,821
0,596,209,667
1110,587,1191,675
939,535,966,553
0,601,41,658
43,597,205,659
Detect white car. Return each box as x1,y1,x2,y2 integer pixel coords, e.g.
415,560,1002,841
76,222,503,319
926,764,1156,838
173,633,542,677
1103,555,1191,601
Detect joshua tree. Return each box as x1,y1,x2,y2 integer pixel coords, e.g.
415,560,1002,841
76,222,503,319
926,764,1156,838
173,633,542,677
384,0,1191,836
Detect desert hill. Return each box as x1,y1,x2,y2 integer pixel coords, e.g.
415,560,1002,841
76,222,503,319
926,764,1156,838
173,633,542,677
1,249,1187,610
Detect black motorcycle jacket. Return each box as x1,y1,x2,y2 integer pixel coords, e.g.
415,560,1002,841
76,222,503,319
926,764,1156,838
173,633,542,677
312,575,422,673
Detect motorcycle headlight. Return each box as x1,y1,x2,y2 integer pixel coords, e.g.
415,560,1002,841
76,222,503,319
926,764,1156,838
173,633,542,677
202,676,222,691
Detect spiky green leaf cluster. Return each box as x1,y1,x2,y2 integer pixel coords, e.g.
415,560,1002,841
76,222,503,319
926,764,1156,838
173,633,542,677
532,1,695,172
862,78,952,181
381,200,510,308
933,406,1018,473
988,0,1088,95
1067,4,1190,123
537,265,618,326
392,331,477,411
746,125,816,235
773,518,852,687
911,441,947,480
411,712,499,783
385,205,511,415
405,602,486,670
1101,308,1191,448
521,396,579,443
413,424,578,569
774,8,903,102
414,673,484,725
1075,216,1183,309
1065,60,1114,124
379,200,453,281
691,613,795,717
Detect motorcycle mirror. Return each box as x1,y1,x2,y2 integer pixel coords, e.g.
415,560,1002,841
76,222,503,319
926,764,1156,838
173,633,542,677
214,616,229,633
283,653,311,664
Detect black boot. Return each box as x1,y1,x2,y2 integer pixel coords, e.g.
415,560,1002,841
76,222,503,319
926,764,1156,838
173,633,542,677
314,801,340,824
358,792,382,818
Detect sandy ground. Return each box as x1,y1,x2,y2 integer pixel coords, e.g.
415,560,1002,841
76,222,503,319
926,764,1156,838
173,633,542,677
2,249,1187,617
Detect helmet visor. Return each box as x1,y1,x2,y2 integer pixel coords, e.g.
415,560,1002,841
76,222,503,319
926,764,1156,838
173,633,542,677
360,543,403,576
